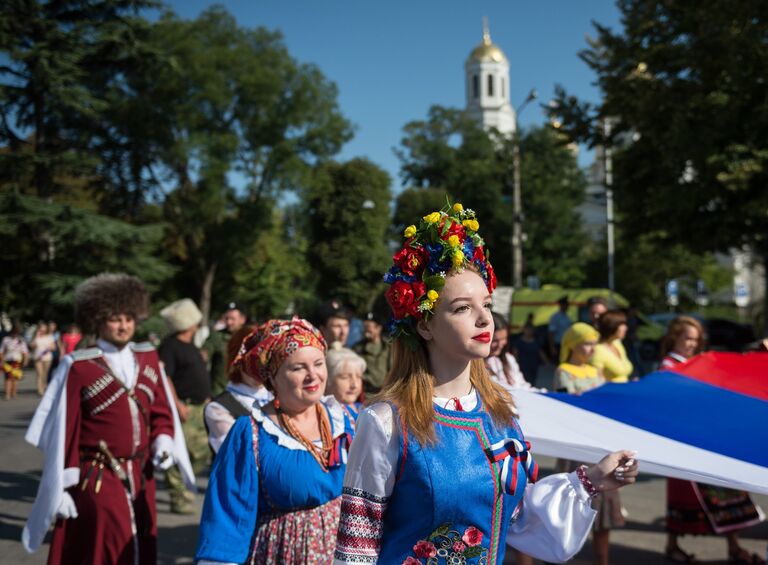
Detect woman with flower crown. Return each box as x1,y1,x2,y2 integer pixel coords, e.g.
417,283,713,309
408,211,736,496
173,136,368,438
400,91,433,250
333,204,639,565
195,318,355,564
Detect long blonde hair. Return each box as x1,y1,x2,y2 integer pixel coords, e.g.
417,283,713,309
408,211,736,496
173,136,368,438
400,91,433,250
377,338,516,446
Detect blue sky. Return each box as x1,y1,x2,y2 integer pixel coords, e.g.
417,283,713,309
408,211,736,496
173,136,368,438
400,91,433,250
166,1,622,190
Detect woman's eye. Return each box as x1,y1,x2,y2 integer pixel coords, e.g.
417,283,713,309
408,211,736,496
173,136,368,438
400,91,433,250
484,302,493,309
454,304,470,313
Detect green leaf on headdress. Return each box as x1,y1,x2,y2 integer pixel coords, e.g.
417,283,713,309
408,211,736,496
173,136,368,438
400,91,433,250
423,274,446,291
440,218,452,237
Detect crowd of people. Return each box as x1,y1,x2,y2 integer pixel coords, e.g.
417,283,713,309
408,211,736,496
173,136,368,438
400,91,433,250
7,202,764,565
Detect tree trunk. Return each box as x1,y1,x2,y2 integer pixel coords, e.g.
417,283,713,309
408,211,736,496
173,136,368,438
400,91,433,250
200,261,217,328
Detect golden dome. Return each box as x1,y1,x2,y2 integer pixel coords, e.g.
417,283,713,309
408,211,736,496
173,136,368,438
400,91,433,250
468,20,507,63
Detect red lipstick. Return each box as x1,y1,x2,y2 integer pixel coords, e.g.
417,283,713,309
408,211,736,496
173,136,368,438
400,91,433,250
472,332,491,343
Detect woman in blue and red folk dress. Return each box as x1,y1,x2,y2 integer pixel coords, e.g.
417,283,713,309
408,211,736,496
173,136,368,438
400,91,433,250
334,204,640,565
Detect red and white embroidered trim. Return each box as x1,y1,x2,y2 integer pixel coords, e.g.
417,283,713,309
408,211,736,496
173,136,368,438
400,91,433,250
334,487,388,562
576,465,599,498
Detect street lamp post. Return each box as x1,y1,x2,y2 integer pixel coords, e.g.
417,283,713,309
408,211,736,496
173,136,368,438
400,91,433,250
511,88,537,289
602,119,615,292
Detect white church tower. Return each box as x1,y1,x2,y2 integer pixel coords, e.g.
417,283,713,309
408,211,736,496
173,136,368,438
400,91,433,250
465,18,516,137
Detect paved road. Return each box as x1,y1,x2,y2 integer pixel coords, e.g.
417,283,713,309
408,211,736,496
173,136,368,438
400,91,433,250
1,368,765,564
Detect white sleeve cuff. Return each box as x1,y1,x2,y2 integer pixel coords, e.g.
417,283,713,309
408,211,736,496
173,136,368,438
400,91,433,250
63,467,80,489
567,469,594,504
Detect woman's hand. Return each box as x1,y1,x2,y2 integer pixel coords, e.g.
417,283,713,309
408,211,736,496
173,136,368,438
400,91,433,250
585,450,639,492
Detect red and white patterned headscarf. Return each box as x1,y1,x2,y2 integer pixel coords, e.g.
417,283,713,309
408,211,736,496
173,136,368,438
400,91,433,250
232,317,327,386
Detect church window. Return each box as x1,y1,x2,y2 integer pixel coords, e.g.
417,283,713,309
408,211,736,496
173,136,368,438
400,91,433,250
501,77,505,98
472,75,479,99
487,74,494,96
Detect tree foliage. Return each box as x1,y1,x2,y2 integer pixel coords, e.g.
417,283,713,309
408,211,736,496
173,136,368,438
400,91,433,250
0,0,161,206
549,0,768,317
304,158,392,314
134,7,353,321
0,191,172,319
396,105,590,286
0,4,353,321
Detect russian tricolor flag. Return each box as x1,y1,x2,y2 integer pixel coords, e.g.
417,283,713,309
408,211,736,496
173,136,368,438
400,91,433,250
514,352,768,494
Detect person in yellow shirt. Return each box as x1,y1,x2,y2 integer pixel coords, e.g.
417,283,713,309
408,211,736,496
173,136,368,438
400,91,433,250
590,310,633,382
555,322,604,394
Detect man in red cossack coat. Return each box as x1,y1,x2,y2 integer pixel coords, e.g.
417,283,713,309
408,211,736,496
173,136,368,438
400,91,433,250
22,273,195,564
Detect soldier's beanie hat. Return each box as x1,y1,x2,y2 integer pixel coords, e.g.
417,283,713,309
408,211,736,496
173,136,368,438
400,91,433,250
74,273,149,333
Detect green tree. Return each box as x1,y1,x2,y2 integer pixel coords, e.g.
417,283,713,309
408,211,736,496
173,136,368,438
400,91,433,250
396,105,590,286
519,127,590,286
0,0,159,204
304,158,392,314
231,208,311,320
142,7,352,321
0,191,172,320
549,0,768,327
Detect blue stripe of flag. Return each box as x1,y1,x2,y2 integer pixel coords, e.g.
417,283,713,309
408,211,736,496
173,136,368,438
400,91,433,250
545,372,768,468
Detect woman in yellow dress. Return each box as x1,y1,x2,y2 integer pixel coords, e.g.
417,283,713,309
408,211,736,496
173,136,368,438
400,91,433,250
590,310,633,382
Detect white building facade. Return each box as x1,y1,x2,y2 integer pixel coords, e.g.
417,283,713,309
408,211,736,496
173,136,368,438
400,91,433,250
465,23,516,137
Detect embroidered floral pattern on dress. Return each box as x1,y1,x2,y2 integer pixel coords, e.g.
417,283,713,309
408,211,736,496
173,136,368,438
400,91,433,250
248,497,341,564
403,523,489,565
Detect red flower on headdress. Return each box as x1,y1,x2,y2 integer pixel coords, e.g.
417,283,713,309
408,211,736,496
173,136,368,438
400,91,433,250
386,280,426,320
486,262,498,292
473,246,486,262
393,244,429,277
439,218,466,243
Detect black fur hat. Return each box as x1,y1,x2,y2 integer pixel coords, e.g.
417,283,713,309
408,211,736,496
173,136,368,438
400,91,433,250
74,273,149,333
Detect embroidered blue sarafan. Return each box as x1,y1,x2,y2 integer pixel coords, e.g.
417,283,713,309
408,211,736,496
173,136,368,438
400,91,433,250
378,394,537,565
195,401,353,564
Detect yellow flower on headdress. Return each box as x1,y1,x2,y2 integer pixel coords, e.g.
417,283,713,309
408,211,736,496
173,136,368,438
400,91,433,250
462,219,479,232
452,249,465,267
452,203,464,213
427,289,439,303
403,225,417,238
423,212,441,224
447,235,460,248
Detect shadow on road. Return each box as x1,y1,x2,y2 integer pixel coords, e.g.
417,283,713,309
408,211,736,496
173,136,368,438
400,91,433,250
0,470,40,505
158,523,198,565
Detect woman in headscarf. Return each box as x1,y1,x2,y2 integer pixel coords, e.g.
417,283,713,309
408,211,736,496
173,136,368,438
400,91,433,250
195,317,354,564
555,322,603,394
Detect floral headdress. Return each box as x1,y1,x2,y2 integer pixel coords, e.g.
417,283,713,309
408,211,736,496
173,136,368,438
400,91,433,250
384,202,497,341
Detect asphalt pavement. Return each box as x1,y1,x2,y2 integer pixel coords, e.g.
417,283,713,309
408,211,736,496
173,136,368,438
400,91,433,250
0,368,765,564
